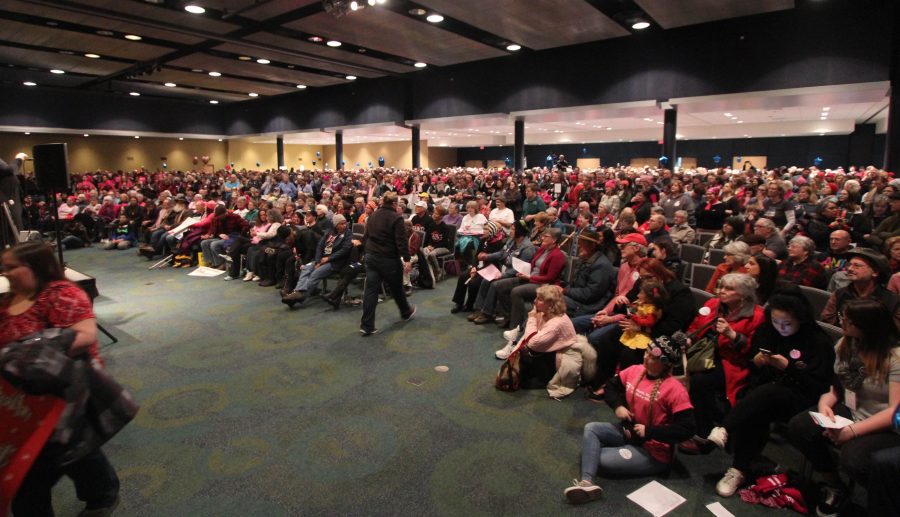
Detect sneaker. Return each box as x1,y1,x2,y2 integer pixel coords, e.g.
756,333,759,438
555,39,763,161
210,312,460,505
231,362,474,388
495,341,516,360
223,275,235,281
503,328,520,342
243,272,255,281
564,479,603,505
402,305,416,322
716,467,745,497
707,426,728,449
359,328,379,336
816,486,846,517
251,275,262,282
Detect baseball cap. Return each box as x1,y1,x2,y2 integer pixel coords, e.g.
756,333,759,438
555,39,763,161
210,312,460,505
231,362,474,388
615,233,647,246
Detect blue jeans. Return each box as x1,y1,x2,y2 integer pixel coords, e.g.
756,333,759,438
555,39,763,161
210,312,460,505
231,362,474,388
361,253,412,332
580,422,667,481
201,238,226,266
294,261,333,292
571,315,619,346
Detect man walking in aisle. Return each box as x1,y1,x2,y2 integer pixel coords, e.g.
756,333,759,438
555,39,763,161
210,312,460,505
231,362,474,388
360,192,415,335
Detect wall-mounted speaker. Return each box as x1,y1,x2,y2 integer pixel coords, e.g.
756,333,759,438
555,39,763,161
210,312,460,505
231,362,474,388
33,143,70,191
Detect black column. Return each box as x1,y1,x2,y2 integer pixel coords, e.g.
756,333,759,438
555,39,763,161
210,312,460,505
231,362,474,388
335,130,343,170
885,10,899,171
848,124,876,168
411,124,421,169
663,108,677,169
514,118,525,171
276,135,284,169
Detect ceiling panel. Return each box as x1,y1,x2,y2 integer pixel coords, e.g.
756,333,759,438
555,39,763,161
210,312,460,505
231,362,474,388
1,0,206,46
0,47,128,76
168,53,347,86
244,33,414,74
0,20,174,61
416,0,629,50
110,79,250,102
69,0,241,35
238,0,321,21
635,0,794,29
212,43,388,78
287,10,507,66
146,68,300,97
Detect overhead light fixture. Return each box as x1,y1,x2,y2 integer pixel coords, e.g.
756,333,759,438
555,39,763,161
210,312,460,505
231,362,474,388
238,56,252,61
208,71,221,76
50,69,65,74
724,112,732,117
346,75,357,80
822,107,830,111
124,34,142,41
218,138,223,142
179,137,184,140
164,82,176,87
85,53,100,59
643,118,653,121
83,133,89,137
820,116,827,120
426,14,444,23
413,62,427,68
736,120,743,124
296,84,307,89
248,92,258,97
308,36,323,42
209,100,219,104
409,8,426,15
23,81,36,86
129,92,140,96
184,4,205,14
326,40,342,47
632,21,650,30
24,132,30,135
350,1,359,10
506,44,521,51
256,58,270,64
134,135,140,139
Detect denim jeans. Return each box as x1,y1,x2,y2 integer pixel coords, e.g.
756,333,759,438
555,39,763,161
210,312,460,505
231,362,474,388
201,238,225,266
579,422,667,481
294,261,333,292
361,253,411,332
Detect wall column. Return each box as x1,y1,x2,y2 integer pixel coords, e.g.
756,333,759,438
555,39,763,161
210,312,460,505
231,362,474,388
335,130,343,170
276,135,284,169
411,124,421,169
514,118,525,171
663,108,677,169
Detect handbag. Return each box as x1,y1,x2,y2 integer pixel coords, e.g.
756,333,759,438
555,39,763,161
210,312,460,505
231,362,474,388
495,331,538,392
686,331,717,373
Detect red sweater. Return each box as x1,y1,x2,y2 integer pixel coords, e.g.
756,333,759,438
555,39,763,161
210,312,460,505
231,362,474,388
528,245,566,285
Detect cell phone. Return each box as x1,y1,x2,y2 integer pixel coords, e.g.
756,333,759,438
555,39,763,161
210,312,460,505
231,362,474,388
758,348,772,355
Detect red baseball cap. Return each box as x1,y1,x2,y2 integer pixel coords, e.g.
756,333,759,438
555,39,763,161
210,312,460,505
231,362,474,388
615,233,647,246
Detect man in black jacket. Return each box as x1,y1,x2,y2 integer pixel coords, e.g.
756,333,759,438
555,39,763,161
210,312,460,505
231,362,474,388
359,192,415,335
282,214,353,307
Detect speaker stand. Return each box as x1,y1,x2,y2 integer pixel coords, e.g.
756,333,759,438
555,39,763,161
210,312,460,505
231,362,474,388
49,189,65,267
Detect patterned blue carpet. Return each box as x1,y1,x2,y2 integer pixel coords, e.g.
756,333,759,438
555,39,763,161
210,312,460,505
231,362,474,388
46,247,802,516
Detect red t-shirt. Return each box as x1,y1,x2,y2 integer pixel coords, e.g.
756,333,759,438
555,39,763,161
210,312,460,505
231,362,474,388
0,280,100,362
618,365,693,464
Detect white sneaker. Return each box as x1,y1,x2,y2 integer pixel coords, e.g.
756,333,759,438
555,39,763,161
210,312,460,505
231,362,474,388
707,426,728,449
716,467,745,497
243,272,254,281
252,275,262,282
495,342,516,360
503,328,520,342
564,479,603,504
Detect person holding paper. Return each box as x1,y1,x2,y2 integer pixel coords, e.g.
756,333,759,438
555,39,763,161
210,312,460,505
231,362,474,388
564,334,695,505
707,288,835,497
787,298,900,517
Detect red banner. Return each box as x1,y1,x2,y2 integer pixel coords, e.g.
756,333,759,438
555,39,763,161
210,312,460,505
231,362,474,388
0,379,65,515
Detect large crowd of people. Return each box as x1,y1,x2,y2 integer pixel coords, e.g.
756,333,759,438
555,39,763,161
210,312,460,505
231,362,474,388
7,159,900,514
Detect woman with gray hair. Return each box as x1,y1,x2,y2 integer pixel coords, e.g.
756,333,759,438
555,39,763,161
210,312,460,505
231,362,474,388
705,241,751,294
777,235,828,289
680,273,766,454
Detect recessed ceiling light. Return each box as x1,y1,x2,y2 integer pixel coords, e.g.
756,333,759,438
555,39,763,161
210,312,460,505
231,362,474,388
326,40,341,47
124,34,142,41
724,112,732,117
350,1,360,10
822,107,830,111
296,84,307,89
83,133,89,137
643,118,653,121
164,82,176,87
632,21,650,30
820,116,827,120
192,69,203,73
736,120,743,123
50,69,64,74
85,53,100,59
506,44,521,51
426,14,444,23
308,36,323,42
208,71,221,77
209,100,219,104
24,132,30,135
179,137,184,140
238,56,252,61
248,92,258,97
96,30,114,36
409,8,426,15
218,138,223,142
129,92,140,96
256,58,270,64
134,135,140,139
346,75,356,80
413,62,427,68
23,81,36,86
184,4,205,14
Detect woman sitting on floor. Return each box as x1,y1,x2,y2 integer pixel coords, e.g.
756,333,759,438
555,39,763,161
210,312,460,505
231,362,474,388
563,333,694,505
788,298,900,517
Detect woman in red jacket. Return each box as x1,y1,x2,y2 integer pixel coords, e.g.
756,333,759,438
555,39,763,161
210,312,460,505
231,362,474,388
679,273,765,454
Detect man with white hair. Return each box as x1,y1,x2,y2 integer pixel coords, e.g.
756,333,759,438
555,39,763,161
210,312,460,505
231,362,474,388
753,218,787,260
777,235,828,289
668,210,696,246
282,214,353,307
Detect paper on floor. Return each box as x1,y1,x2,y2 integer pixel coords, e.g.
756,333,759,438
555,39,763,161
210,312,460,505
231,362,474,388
626,480,686,517
188,266,226,277
706,502,735,517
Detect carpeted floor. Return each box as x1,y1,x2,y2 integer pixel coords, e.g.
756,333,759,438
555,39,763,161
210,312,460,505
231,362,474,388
47,247,812,516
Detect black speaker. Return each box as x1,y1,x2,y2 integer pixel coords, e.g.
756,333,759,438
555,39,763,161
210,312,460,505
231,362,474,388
33,143,71,191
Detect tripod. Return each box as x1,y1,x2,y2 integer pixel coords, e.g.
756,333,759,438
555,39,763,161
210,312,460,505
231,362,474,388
1,199,22,249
